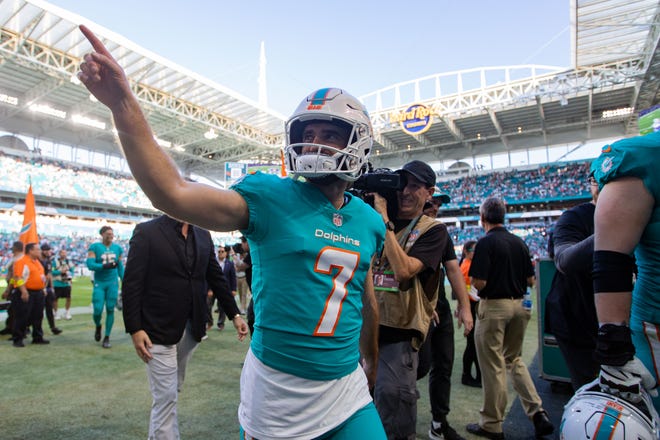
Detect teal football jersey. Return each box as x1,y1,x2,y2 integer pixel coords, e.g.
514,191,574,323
591,131,660,324
232,172,385,380
87,242,123,283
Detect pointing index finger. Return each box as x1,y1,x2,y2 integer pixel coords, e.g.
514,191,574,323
79,24,112,58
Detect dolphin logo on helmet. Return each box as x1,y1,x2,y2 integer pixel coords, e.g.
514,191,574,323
560,379,660,440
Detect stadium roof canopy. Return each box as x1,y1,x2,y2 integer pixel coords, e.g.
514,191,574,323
0,0,286,183
363,0,660,170
0,0,656,182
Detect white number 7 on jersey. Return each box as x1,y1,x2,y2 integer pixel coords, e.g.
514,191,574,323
313,247,360,336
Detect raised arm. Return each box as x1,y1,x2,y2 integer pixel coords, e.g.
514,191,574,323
77,25,248,232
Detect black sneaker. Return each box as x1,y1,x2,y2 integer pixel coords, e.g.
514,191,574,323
430,421,466,440
532,410,554,437
51,327,62,335
462,373,482,388
32,338,50,345
94,326,102,342
466,423,505,440
12,339,25,348
102,336,111,349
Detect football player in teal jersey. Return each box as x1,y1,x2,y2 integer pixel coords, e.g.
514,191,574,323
78,25,387,440
590,131,660,410
87,225,124,348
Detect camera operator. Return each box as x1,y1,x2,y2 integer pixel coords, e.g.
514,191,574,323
52,248,73,321
370,160,451,440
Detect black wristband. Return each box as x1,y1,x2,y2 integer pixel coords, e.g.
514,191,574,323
594,324,635,366
593,250,635,293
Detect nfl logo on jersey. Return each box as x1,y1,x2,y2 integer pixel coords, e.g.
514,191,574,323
333,213,343,227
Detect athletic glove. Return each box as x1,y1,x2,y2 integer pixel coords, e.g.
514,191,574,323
595,324,658,403
102,261,118,269
600,358,657,403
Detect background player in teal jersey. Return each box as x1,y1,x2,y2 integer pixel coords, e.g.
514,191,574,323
87,225,124,348
590,131,660,409
78,25,387,439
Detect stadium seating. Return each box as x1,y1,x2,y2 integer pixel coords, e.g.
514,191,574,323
437,161,590,209
0,230,129,277
0,152,597,269
0,152,153,209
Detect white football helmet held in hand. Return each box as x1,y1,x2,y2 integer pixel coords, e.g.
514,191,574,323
285,88,373,182
560,379,660,440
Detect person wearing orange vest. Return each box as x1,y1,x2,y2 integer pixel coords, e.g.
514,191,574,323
12,242,49,347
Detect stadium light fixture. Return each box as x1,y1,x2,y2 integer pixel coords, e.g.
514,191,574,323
30,103,66,119
154,137,172,148
204,128,219,140
602,107,633,119
72,114,106,130
0,92,18,106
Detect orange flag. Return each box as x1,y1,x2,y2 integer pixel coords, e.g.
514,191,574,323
280,149,287,177
19,184,38,246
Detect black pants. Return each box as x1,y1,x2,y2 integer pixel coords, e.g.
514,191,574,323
12,289,45,342
44,287,56,330
206,295,227,327
428,295,454,422
556,335,599,391
2,296,14,333
10,289,25,341
462,300,481,381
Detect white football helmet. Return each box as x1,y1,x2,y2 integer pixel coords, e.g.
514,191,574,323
284,88,373,182
560,379,660,440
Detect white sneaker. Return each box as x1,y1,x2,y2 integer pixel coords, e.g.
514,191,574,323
55,313,61,320
65,311,72,320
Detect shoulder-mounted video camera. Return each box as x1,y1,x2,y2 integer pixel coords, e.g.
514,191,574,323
349,165,404,219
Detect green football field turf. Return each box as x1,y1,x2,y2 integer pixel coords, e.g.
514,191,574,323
1,279,538,439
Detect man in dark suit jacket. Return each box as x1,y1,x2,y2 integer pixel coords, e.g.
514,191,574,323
122,215,248,439
208,245,238,331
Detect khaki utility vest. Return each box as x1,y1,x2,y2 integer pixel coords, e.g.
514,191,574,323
375,215,439,350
